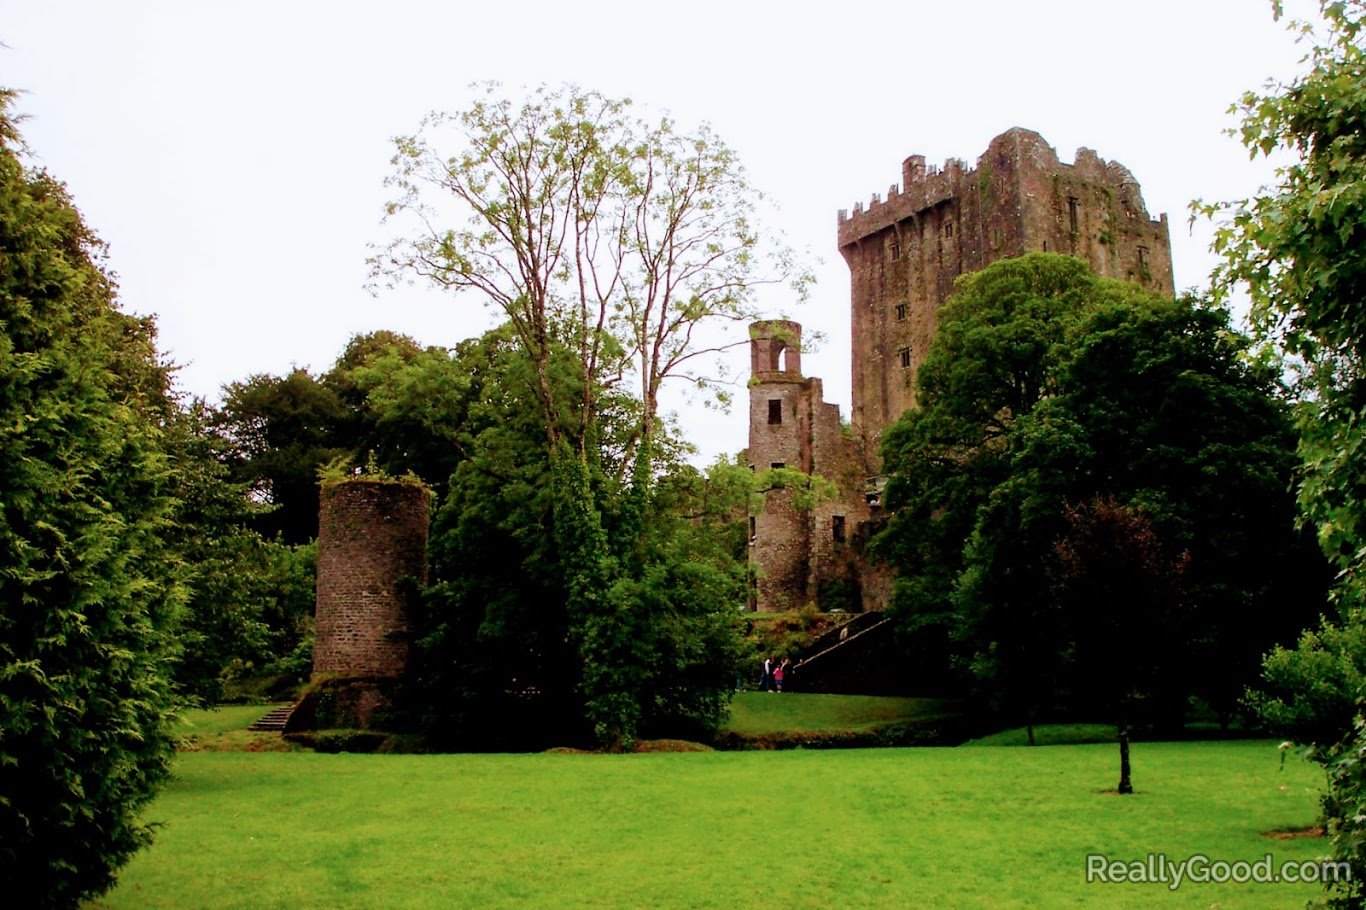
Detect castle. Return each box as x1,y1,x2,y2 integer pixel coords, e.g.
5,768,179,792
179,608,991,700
747,128,1175,614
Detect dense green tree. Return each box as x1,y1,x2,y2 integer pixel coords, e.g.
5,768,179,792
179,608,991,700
164,402,316,702
877,254,1321,731
874,254,1126,690
376,84,794,746
415,325,746,749
212,368,348,543
0,92,179,907
1205,2,1366,900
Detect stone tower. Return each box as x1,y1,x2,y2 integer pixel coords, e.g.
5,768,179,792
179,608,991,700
309,478,429,728
747,321,879,613
838,128,1175,466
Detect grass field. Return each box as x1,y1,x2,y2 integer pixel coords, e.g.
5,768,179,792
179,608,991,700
92,708,1331,908
724,692,955,736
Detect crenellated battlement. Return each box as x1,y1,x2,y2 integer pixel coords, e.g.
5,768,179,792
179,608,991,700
837,128,1164,248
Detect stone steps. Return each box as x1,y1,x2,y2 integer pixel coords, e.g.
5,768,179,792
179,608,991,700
247,704,296,732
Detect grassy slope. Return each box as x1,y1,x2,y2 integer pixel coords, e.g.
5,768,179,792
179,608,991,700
725,692,955,736
95,741,1326,909
176,705,278,739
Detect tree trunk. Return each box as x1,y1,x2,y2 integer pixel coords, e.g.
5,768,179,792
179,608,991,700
1117,716,1134,794
1026,724,1036,747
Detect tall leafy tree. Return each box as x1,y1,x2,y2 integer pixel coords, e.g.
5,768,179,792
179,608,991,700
374,84,795,746
415,325,746,749
1204,2,1366,899
0,92,180,907
163,402,316,702
212,367,348,544
877,254,1320,731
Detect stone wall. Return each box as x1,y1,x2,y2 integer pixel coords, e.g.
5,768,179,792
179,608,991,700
838,128,1174,467
748,321,876,613
313,479,430,680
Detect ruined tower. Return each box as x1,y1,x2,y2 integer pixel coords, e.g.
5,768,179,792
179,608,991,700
308,478,429,728
747,321,879,613
838,128,1175,465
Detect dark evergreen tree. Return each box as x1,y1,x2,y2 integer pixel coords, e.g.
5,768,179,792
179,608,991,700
0,91,180,908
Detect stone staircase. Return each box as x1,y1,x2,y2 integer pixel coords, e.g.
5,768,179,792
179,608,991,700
794,613,893,671
247,703,297,732
788,613,898,694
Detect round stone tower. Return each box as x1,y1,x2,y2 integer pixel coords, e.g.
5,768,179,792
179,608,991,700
313,479,430,679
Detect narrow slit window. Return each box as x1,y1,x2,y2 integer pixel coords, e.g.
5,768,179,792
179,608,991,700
895,303,907,321
1068,197,1080,234
832,515,846,543
768,399,783,425
888,236,901,260
749,516,757,541
1137,245,1150,271
898,347,911,369
770,462,785,470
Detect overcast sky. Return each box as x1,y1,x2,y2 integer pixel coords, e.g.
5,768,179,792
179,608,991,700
4,0,1318,464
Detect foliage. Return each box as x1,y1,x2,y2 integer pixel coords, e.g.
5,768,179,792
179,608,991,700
373,82,808,460
1249,618,1366,747
413,326,746,750
1206,4,1366,901
212,367,349,544
0,93,179,907
377,85,794,748
876,254,1322,730
164,403,316,702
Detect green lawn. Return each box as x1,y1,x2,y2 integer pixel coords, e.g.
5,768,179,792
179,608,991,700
176,704,278,739
173,704,297,753
93,737,1330,908
724,691,955,736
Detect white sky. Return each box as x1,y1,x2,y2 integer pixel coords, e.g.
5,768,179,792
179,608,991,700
4,0,1319,465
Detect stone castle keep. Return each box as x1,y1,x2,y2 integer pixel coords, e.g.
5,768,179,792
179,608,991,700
747,128,1175,613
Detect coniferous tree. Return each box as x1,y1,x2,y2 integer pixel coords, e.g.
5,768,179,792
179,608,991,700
0,91,180,908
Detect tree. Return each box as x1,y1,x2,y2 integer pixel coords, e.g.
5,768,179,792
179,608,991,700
414,325,745,750
163,402,316,702
375,84,801,746
874,254,1138,699
1050,499,1188,793
0,92,179,907
1204,2,1366,900
372,83,806,463
212,367,348,544
876,254,1320,733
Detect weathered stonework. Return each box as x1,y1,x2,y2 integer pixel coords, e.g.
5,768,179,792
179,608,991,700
839,127,1174,466
310,479,429,727
747,129,1173,614
747,321,884,613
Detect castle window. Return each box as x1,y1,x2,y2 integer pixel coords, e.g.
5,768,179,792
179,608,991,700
771,462,785,470
832,515,846,544
767,398,783,425
898,347,911,369
895,303,907,321
1137,245,1150,271
943,221,954,239
749,516,756,542
1068,197,1080,234
887,236,901,260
